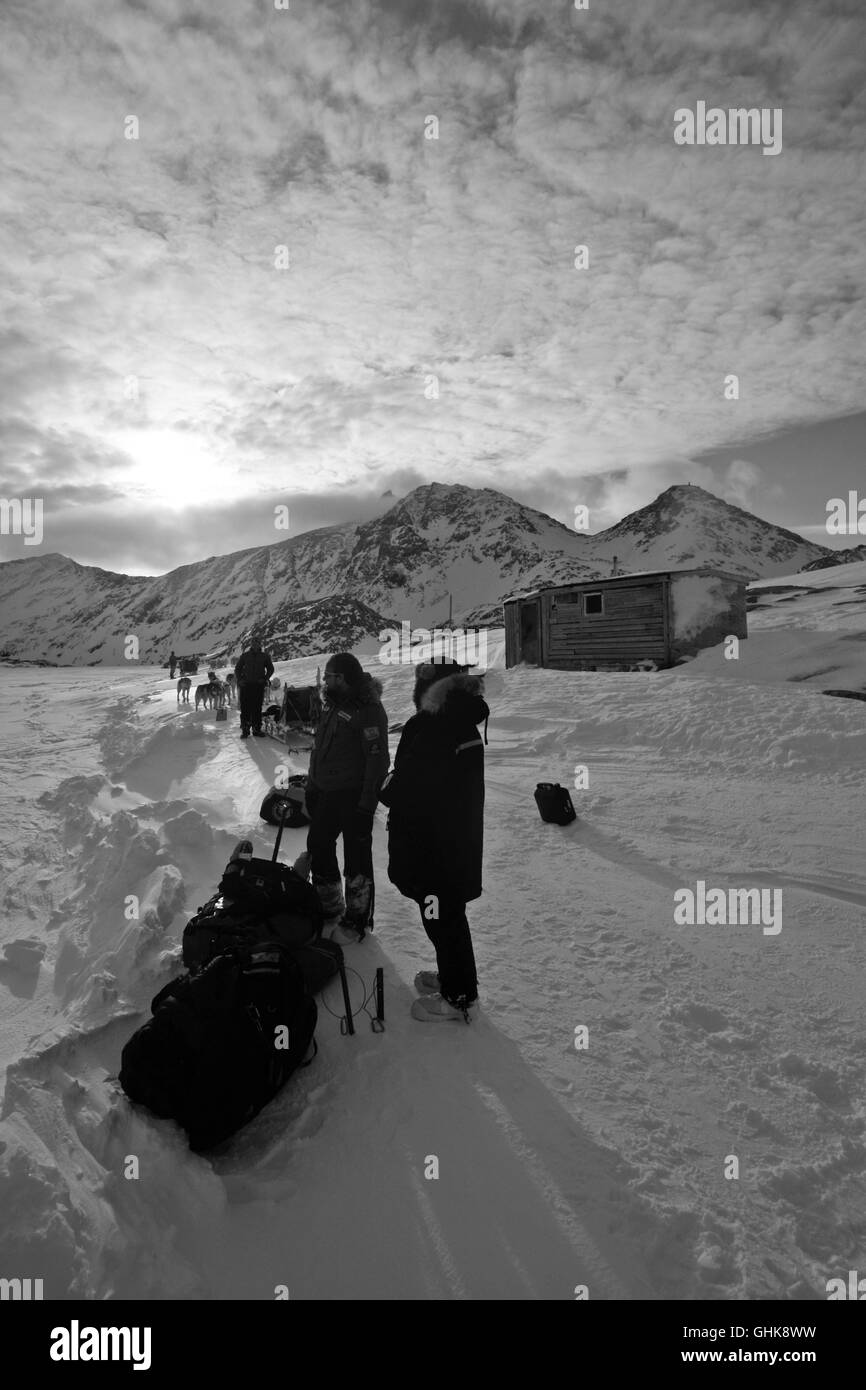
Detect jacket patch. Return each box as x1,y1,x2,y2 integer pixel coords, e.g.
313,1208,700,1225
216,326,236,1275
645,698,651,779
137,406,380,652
363,726,380,739
337,710,353,722
455,738,483,753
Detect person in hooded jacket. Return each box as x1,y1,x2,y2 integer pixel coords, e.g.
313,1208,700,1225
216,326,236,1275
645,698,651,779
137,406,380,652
380,660,488,1022
235,638,275,738
305,652,389,943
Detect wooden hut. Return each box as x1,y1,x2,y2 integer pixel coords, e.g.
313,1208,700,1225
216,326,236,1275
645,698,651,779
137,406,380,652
503,567,747,671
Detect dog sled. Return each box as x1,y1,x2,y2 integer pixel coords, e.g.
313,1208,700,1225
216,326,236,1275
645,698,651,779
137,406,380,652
260,677,323,748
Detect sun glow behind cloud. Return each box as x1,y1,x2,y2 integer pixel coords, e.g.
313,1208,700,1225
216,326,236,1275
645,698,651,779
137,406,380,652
0,0,864,570
107,429,240,509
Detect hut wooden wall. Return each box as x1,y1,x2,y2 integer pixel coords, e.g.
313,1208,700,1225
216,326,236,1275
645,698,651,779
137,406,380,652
542,580,669,669
504,600,522,668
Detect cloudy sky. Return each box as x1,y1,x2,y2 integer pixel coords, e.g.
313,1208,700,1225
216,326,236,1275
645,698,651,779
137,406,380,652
1,0,864,573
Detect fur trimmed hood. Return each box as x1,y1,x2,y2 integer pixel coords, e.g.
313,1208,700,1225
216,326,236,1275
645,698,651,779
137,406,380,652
419,672,484,713
327,670,383,708
358,671,383,705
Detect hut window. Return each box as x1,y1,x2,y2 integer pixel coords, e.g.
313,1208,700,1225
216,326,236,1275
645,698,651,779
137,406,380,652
584,592,603,616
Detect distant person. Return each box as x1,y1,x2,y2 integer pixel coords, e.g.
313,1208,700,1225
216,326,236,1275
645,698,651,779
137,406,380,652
169,650,177,679
305,653,389,942
380,660,488,1023
234,638,274,739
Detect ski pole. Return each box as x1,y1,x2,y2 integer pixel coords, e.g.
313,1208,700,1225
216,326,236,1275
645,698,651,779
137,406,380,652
272,803,287,862
371,966,385,1033
338,959,355,1035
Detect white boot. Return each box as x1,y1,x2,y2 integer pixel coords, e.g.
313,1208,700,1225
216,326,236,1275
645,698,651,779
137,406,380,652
410,993,478,1023
292,850,312,880
328,920,364,946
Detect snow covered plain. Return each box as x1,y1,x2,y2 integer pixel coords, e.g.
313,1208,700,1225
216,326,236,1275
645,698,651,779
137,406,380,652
0,571,864,1301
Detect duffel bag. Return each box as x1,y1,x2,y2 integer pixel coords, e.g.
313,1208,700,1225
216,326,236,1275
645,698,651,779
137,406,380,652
218,854,324,926
182,893,318,972
119,944,317,1152
260,778,309,829
533,782,577,826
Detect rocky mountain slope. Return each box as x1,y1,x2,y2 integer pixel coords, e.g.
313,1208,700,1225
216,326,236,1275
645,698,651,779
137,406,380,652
0,483,839,664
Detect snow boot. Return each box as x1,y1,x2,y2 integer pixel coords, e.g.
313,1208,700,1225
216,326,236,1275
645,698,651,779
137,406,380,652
314,878,345,922
240,729,250,739
328,920,363,946
292,850,312,881
414,970,440,994
410,993,478,1024
344,874,374,937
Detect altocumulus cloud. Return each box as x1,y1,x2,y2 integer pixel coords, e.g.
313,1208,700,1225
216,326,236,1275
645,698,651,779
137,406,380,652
0,0,864,570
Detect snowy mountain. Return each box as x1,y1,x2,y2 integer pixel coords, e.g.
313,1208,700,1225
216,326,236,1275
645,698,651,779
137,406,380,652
0,483,835,664
799,544,866,571
585,484,827,578
208,595,400,664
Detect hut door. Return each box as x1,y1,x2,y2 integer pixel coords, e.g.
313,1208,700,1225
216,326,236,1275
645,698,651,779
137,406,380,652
520,600,541,664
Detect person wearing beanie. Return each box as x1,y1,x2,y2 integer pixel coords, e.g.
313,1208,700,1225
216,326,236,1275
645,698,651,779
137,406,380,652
305,652,390,942
379,659,488,1023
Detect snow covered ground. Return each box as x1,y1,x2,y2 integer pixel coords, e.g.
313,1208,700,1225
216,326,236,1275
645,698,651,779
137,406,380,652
0,571,864,1301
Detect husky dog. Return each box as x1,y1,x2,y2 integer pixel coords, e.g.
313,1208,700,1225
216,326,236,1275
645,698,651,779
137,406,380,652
224,672,237,702
195,682,217,710
177,677,192,703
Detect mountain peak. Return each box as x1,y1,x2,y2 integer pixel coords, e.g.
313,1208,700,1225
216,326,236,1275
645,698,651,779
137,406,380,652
0,481,835,663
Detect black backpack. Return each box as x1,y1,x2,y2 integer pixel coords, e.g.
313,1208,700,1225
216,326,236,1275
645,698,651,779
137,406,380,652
119,943,317,1151
534,783,577,825
217,855,323,922
260,779,309,829
182,893,343,997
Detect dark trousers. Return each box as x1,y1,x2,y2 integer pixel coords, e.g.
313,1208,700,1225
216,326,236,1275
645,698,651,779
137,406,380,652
239,682,265,732
417,898,478,1006
306,786,373,884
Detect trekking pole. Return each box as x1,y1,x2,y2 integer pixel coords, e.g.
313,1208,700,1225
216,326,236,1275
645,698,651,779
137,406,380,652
272,803,287,862
371,966,385,1033
338,959,355,1036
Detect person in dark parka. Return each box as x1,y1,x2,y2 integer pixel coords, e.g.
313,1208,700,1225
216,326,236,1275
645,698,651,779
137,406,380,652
380,660,488,1022
305,653,389,942
235,638,274,738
